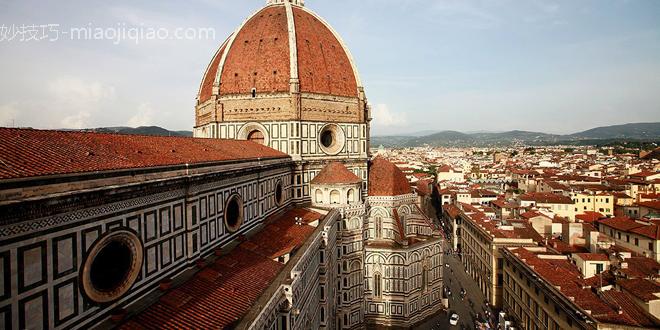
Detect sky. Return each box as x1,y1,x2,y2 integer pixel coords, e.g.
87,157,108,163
0,0,659,136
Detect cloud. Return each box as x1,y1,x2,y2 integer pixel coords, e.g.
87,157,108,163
427,1,502,29
371,104,407,128
127,103,155,127
61,111,92,129
45,77,116,129
0,103,19,127
48,77,115,105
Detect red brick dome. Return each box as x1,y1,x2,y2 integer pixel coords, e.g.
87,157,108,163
311,162,362,185
368,157,412,197
198,1,361,103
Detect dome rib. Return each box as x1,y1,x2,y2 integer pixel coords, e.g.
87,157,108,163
296,6,362,89
198,36,231,103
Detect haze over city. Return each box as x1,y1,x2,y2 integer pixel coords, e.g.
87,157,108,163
1,0,659,135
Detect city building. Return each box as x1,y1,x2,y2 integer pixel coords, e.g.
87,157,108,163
596,217,660,262
501,247,658,329
455,203,540,309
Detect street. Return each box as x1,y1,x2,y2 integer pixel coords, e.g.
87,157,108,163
414,202,493,329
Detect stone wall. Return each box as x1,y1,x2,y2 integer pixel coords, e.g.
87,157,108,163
0,160,294,329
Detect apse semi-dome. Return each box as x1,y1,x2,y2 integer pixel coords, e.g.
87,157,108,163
195,0,368,128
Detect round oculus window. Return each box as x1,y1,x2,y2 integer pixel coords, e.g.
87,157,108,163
81,229,143,304
224,194,244,233
318,124,345,155
275,181,284,206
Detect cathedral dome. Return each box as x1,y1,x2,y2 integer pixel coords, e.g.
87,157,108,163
368,157,412,197
198,0,361,103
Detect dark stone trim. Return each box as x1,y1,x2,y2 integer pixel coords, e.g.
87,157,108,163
17,241,48,293
18,289,48,330
0,160,292,226
53,233,78,280
54,277,79,327
0,251,10,301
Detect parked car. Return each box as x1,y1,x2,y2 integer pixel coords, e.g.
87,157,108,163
450,313,459,326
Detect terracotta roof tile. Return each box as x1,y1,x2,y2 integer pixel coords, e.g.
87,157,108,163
310,162,361,185
619,257,660,279
0,128,287,180
618,278,660,302
121,208,321,329
520,192,573,204
219,5,291,96
293,7,358,97
575,253,609,261
368,157,412,197
597,217,643,232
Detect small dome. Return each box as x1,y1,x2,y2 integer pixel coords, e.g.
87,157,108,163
311,162,361,185
368,157,412,196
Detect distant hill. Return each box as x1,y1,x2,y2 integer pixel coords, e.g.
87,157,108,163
372,122,660,147
569,122,660,140
82,126,193,137
76,123,660,147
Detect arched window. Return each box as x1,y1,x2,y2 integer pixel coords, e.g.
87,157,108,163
421,266,428,291
315,189,323,204
374,273,382,298
375,216,382,239
330,190,340,204
247,130,265,145
347,189,355,204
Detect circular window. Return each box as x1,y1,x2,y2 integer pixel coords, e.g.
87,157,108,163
321,130,334,148
224,194,244,233
318,124,345,155
275,181,284,206
81,230,143,304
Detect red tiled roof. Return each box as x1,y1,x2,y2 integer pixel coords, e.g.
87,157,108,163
599,290,657,327
310,162,361,185
520,192,573,204
121,246,283,329
629,224,660,240
618,278,660,302
121,208,321,329
242,209,320,258
520,210,549,219
199,3,359,103
574,253,609,261
292,7,358,97
415,179,433,196
0,128,288,180
368,157,412,197
219,5,291,96
443,204,461,219
575,211,604,223
509,248,645,326
638,200,660,211
619,257,660,279
597,217,642,232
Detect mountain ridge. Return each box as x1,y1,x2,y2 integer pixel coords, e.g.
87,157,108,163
372,122,660,147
